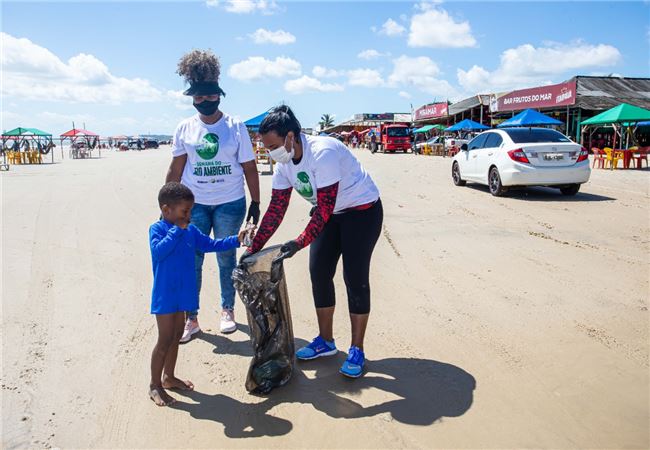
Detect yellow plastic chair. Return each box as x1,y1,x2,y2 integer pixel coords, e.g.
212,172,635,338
603,147,622,169
10,151,22,164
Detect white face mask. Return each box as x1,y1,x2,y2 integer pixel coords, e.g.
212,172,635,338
268,135,295,164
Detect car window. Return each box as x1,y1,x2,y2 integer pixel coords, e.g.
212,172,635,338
483,133,503,148
502,128,571,143
468,133,488,150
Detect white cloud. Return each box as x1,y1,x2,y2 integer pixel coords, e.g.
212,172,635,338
284,76,344,94
249,28,296,45
228,56,301,81
415,0,444,11
457,42,622,93
357,49,388,60
379,18,406,36
208,0,279,14
399,91,412,99
348,69,385,87
408,8,476,48
166,90,194,110
388,55,457,98
312,66,342,78
1,32,161,104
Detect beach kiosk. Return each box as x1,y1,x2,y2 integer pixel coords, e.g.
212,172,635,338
60,128,101,159
244,110,274,174
1,127,56,166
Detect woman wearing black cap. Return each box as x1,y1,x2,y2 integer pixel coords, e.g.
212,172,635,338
166,49,260,341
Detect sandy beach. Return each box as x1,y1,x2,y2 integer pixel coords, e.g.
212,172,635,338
2,146,648,449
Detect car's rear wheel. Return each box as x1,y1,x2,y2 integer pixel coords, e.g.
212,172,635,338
560,184,580,196
452,162,466,186
489,167,507,196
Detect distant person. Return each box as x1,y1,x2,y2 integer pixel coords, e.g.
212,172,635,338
245,105,382,379
166,49,261,341
148,182,249,406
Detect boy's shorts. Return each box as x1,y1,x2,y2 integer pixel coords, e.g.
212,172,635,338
151,297,199,315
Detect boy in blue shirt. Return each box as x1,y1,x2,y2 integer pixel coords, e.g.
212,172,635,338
149,182,247,406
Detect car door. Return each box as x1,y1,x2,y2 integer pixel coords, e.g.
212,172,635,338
475,132,503,184
462,133,488,180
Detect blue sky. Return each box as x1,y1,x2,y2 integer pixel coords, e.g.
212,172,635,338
2,0,649,136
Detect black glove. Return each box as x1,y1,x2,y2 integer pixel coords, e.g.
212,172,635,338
309,206,316,217
239,249,253,265
246,201,260,225
273,240,301,264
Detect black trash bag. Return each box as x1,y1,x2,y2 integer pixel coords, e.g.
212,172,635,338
232,245,295,395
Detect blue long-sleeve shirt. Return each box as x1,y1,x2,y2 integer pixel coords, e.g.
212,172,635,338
149,220,240,314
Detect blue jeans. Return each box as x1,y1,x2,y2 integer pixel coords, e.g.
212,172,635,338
188,197,246,318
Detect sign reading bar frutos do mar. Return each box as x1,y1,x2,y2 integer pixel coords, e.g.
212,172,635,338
414,102,449,121
490,80,576,113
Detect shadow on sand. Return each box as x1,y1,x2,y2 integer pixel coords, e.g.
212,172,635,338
465,183,615,202
172,336,476,438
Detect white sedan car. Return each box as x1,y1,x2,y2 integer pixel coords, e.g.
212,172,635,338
451,128,591,196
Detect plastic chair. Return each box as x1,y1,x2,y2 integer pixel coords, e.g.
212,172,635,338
591,148,605,169
630,147,648,169
603,148,621,169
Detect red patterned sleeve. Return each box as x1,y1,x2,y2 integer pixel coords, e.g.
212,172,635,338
249,188,292,253
296,182,338,249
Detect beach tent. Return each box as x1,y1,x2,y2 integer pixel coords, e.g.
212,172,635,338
413,125,434,134
580,103,650,126
1,127,55,163
580,103,650,154
446,119,489,132
60,128,101,159
414,124,446,133
497,109,562,128
244,110,271,132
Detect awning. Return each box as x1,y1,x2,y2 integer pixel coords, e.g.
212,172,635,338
446,119,490,132
580,103,650,126
413,125,434,133
244,110,271,131
497,109,562,128
3,127,52,137
60,128,99,137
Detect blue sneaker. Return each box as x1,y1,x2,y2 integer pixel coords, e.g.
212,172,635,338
296,336,337,360
340,346,365,378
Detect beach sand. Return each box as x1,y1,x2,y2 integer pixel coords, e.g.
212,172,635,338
2,146,648,449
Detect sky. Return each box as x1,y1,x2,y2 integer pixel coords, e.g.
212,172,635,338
1,0,649,136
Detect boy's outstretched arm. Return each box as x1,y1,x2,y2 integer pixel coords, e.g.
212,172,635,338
149,223,185,261
192,227,240,253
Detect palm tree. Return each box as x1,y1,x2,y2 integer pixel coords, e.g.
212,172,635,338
319,114,335,131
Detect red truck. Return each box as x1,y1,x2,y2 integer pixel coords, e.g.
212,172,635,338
380,124,411,153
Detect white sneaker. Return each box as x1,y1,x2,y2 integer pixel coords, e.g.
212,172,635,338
220,309,237,334
180,318,200,343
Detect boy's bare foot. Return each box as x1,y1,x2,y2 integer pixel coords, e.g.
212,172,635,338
149,386,176,406
162,375,194,391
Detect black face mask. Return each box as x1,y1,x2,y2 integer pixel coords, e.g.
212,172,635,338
193,98,220,116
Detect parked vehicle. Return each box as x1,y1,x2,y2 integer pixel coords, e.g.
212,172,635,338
451,127,590,196
415,136,442,151
144,140,159,149
380,124,411,153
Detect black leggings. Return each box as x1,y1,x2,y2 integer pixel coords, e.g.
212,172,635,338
309,199,383,314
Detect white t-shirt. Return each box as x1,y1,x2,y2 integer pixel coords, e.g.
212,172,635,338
172,113,254,205
272,134,379,213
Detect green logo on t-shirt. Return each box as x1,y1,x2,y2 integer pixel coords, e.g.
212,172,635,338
196,133,219,160
295,171,314,199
